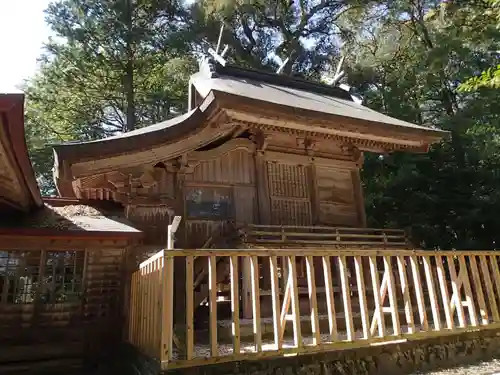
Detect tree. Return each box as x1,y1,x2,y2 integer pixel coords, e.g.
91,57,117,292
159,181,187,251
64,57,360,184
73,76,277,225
41,0,196,132
348,0,500,249
190,0,369,77
459,0,500,91
24,0,198,192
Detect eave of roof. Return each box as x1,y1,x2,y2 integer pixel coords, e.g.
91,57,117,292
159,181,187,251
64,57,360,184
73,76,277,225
53,93,216,164
0,94,43,212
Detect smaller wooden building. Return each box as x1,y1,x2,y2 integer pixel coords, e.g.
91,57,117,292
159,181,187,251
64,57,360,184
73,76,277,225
0,94,143,374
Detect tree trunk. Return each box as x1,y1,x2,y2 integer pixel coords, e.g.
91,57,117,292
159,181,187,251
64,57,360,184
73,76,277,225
124,0,135,132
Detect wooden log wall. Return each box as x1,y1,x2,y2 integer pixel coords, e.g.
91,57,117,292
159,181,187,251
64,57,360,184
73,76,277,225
0,243,127,365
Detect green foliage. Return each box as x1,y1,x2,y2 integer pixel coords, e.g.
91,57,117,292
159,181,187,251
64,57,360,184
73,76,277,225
458,0,500,91
354,0,500,249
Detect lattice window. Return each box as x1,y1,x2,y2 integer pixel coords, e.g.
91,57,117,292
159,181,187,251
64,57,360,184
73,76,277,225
0,250,41,304
0,250,85,305
270,199,312,226
267,162,309,198
41,251,85,304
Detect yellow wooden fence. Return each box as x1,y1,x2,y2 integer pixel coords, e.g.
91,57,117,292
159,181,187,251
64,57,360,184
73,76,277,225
128,249,500,370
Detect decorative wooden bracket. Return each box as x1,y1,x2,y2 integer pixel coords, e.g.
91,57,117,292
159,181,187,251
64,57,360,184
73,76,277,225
249,130,270,152
296,137,317,157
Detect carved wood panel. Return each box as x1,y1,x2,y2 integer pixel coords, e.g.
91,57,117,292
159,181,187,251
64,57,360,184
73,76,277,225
266,161,312,225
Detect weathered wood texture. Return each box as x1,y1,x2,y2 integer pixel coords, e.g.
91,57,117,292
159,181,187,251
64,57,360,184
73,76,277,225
129,249,500,371
0,246,126,363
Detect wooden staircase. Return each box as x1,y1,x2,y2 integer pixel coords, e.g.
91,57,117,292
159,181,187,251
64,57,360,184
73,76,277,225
191,224,414,313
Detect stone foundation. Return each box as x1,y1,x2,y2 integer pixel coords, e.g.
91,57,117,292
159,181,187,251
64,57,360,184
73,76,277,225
126,329,500,375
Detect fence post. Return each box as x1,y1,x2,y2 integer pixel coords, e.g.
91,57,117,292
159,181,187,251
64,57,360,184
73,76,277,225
161,216,181,369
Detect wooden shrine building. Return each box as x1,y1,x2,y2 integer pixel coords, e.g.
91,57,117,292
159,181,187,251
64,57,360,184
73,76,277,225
49,59,453,369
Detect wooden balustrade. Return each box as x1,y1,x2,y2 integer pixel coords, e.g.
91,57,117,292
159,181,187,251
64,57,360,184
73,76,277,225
128,249,500,370
242,225,411,248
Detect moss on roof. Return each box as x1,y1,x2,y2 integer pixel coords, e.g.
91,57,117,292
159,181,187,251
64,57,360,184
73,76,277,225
0,203,141,233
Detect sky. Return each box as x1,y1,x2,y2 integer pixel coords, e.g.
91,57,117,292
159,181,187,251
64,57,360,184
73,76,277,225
0,0,52,92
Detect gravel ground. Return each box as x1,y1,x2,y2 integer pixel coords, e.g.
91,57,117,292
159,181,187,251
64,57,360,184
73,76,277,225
411,358,500,375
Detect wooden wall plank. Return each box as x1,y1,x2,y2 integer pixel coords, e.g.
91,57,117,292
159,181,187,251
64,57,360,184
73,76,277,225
338,256,354,341
287,256,302,348
322,256,338,342
435,256,454,330
354,255,370,339
469,256,488,325
423,256,441,331
185,256,194,360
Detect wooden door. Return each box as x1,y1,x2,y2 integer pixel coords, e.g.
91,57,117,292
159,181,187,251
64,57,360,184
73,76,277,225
266,161,312,225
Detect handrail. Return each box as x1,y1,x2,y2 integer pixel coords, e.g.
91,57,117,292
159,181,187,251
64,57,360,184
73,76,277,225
245,224,405,233
241,225,410,248
135,248,499,257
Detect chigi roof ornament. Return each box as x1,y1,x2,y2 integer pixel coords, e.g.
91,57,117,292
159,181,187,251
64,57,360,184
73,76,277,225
207,23,229,67
324,44,364,105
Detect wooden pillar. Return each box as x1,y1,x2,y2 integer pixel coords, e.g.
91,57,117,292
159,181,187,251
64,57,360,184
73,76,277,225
351,169,367,227
251,134,271,310
172,158,187,354
307,161,319,225
255,152,271,291
255,150,271,225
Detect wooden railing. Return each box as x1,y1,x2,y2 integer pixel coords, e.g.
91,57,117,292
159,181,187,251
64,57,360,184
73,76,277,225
241,225,411,248
128,249,500,370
